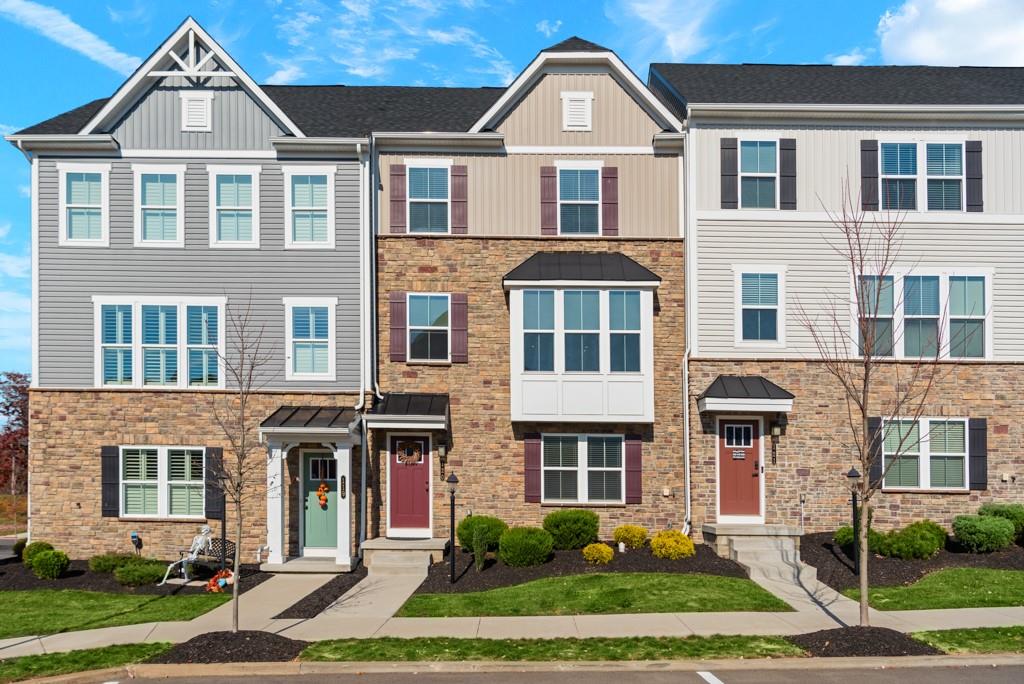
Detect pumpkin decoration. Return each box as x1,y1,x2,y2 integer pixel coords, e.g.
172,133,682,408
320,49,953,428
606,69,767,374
317,481,330,508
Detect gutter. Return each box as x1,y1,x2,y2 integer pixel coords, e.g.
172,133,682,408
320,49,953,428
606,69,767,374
686,102,1024,122
372,131,505,150
270,136,368,155
4,134,119,153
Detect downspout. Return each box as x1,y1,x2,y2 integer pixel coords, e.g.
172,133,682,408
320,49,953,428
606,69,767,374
369,133,384,400
681,125,695,537
354,142,369,562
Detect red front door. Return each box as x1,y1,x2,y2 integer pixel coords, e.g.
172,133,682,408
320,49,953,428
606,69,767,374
719,421,761,517
390,436,430,531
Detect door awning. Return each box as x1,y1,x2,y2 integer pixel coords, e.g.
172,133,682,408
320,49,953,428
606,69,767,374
697,375,794,413
365,393,449,431
259,406,360,442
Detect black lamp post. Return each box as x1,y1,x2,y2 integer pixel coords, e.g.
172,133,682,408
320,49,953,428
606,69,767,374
846,467,862,575
446,472,459,584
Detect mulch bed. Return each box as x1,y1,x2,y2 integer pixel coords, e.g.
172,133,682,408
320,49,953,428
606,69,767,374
416,543,747,594
0,556,273,595
801,531,1024,592
789,626,942,657
146,630,308,663
273,566,368,619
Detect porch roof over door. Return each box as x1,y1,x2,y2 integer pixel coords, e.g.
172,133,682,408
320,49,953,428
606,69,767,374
365,393,449,431
697,375,794,413
259,406,360,441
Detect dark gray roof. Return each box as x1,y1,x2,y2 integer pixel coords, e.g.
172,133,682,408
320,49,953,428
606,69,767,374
650,63,1024,110
698,375,794,401
504,252,660,283
261,406,357,430
542,36,610,53
15,98,110,135
371,393,449,417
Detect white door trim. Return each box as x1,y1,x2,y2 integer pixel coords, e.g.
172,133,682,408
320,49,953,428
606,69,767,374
385,432,433,539
714,415,766,525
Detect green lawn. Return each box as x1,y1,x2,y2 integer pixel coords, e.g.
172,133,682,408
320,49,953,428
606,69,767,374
302,635,805,662
914,626,1024,654
0,590,229,638
0,643,170,683
843,568,1024,611
397,573,792,617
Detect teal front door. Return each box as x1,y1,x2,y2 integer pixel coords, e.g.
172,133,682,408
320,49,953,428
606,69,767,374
303,453,338,551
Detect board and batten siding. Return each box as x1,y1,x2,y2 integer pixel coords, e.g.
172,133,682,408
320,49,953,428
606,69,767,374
36,157,361,390
378,152,679,238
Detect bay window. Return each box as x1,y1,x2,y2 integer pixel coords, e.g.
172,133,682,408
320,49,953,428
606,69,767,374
609,290,640,372
523,290,554,372
542,434,624,504
564,290,600,372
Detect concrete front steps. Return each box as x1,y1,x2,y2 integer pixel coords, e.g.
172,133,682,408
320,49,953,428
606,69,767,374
361,537,447,579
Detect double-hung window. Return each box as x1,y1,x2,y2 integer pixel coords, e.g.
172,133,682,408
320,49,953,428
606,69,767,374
738,272,780,343
407,166,449,233
58,163,109,246
122,448,159,516
883,420,920,489
101,304,133,386
408,294,450,362
284,166,334,249
558,168,600,234
739,140,777,209
903,276,940,357
609,291,640,372
542,434,624,504
134,165,185,247
121,446,206,518
564,290,600,372
523,290,554,372
168,449,205,516
142,305,178,386
186,306,219,387
882,418,967,491
857,275,894,357
209,166,259,247
949,276,985,358
285,298,336,380
880,143,917,210
926,143,963,211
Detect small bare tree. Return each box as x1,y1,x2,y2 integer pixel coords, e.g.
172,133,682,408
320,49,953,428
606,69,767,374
211,295,275,632
796,180,966,626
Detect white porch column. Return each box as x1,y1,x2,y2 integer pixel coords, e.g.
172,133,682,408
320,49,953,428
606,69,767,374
333,442,353,567
266,442,287,565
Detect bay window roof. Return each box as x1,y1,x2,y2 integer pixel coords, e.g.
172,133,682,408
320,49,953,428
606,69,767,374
503,252,661,288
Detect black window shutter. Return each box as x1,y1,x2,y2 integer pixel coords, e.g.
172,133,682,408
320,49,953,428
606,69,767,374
968,418,988,490
780,138,797,210
205,447,226,520
867,417,883,487
720,138,738,209
965,141,983,213
861,140,879,211
101,445,120,518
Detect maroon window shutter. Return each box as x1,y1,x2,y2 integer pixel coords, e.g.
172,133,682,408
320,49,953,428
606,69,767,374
450,165,468,233
389,292,407,362
450,293,468,363
524,433,541,502
625,434,642,504
601,167,619,236
389,164,407,233
540,166,557,235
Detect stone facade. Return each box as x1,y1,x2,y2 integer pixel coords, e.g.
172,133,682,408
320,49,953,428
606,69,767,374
688,359,1024,536
28,389,363,560
371,236,686,542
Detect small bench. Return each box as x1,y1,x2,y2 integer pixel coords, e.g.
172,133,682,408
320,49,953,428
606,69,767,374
159,527,236,585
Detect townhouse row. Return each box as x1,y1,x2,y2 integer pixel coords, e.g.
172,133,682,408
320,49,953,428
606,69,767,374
8,18,1023,567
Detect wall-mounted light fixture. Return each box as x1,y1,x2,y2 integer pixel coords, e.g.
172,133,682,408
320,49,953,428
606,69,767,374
438,443,448,479
769,412,787,464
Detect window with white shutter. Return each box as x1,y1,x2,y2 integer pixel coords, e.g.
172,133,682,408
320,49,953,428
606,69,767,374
179,91,213,132
561,91,593,131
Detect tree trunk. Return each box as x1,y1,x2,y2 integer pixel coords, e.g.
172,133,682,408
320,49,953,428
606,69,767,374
858,498,870,626
232,500,242,633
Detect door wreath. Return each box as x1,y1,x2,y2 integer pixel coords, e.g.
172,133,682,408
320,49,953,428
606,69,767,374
397,442,423,465
317,481,330,508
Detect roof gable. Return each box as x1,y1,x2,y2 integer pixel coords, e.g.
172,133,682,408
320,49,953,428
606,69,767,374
543,36,610,52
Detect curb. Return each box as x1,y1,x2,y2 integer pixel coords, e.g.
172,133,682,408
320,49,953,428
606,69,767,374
34,654,1024,682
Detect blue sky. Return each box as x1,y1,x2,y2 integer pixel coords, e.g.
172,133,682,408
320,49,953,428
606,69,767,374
1,0,1023,374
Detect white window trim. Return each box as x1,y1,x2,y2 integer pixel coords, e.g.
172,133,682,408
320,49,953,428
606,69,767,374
283,165,336,250
56,162,110,246
881,417,969,492
561,91,594,132
522,289,556,374
284,296,338,381
733,265,786,349
848,268,993,360
119,445,207,519
179,91,214,133
92,296,227,390
141,304,179,388
563,289,602,373
207,164,261,248
737,137,780,210
404,160,452,235
555,160,603,236
877,138,967,213
406,292,452,364
540,433,625,505
133,164,186,248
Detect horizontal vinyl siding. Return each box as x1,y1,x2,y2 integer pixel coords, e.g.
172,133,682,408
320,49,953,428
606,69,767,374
37,157,361,390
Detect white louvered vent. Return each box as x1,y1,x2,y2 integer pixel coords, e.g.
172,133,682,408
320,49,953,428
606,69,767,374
561,91,593,131
180,91,213,132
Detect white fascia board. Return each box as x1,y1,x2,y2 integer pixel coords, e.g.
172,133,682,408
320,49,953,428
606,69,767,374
688,102,1024,122
5,134,119,152
372,132,505,149
363,415,447,430
696,397,794,413
503,280,661,290
271,137,368,154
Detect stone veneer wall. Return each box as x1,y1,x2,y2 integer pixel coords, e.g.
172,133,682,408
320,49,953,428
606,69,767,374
373,236,686,542
28,390,363,560
688,359,1024,535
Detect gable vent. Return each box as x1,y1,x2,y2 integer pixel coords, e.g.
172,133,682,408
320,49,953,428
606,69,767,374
180,91,214,132
561,91,593,131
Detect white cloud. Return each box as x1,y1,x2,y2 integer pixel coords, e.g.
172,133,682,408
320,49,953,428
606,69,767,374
0,123,17,136
277,9,322,47
614,0,718,62
340,0,371,18
0,0,142,76
0,251,30,279
878,0,1024,65
264,54,309,84
830,47,869,66
106,0,152,26
421,25,515,83
536,19,562,38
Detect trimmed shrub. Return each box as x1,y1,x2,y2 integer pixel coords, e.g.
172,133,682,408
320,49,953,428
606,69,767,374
472,526,488,572
31,550,70,580
979,503,1024,539
582,542,614,565
89,553,139,574
881,520,946,560
456,515,508,552
954,514,1015,553
542,509,599,550
114,559,167,586
22,541,53,568
12,538,26,558
498,527,554,567
832,525,888,554
650,530,695,560
613,524,648,549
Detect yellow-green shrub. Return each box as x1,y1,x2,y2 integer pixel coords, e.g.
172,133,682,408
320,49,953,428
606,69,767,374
651,530,695,560
613,524,648,549
582,542,614,565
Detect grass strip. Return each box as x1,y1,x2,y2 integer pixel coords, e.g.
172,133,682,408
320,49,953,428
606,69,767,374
0,590,229,638
0,643,170,683
913,626,1024,654
302,635,805,661
843,568,1024,611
